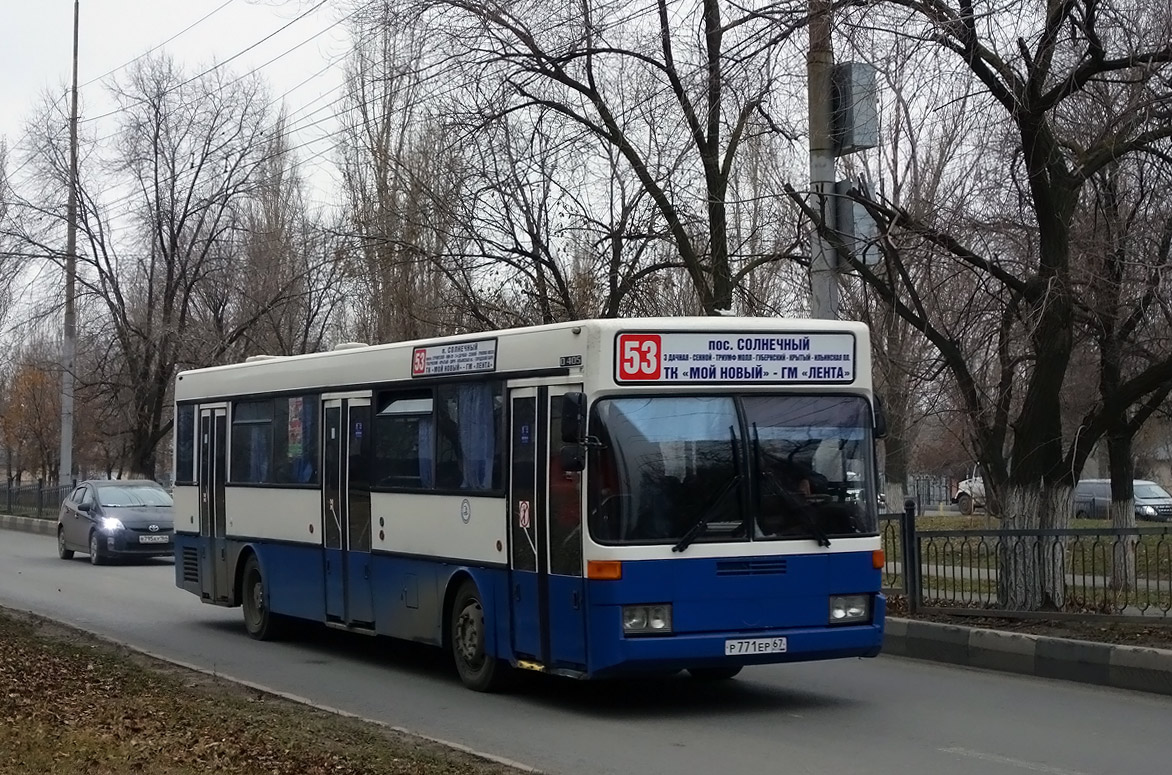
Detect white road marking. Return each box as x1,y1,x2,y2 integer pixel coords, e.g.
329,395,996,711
940,747,1091,775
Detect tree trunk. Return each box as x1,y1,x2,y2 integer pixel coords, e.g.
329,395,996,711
999,482,1073,610
1106,431,1138,599
1108,500,1136,603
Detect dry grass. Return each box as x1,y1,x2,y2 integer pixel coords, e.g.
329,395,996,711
0,610,523,775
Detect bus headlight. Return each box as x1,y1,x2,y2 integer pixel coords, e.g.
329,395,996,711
828,595,870,624
623,604,673,634
100,517,125,532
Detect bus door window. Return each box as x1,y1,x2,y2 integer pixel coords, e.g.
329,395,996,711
548,396,582,576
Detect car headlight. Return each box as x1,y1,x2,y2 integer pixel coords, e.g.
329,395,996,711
622,604,673,635
829,595,871,624
1138,505,1157,518
100,517,125,532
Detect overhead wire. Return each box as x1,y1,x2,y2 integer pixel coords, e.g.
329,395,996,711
78,0,331,125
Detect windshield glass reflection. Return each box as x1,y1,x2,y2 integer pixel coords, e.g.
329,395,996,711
588,395,875,545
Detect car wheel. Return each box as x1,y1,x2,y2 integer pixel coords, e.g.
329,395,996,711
688,666,743,681
89,531,106,565
57,527,74,560
450,579,512,692
241,555,286,640
957,493,973,516
1075,510,1088,520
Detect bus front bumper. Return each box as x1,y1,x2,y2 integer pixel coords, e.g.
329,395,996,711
587,596,886,678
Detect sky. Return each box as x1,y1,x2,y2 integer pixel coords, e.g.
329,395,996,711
0,0,353,203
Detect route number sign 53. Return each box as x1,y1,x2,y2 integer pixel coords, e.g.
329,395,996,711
617,334,662,380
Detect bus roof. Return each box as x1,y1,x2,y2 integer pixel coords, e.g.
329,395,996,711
176,317,871,401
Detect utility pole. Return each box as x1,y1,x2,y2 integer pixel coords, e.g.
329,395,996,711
60,0,79,487
807,0,838,320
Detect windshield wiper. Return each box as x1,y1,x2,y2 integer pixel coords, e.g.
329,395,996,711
672,475,741,552
752,426,831,547
673,427,744,553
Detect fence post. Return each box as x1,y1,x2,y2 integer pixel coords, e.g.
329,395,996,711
37,478,44,518
903,497,919,615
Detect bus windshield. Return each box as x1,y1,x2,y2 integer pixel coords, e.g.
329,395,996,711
588,395,876,545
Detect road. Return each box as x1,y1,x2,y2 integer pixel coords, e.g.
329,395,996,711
2,528,1168,775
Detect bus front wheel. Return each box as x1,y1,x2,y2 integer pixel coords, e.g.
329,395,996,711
241,556,285,640
450,579,511,692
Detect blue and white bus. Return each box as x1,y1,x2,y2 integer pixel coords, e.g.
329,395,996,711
172,317,886,691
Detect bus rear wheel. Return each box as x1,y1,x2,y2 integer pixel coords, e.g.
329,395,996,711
241,556,285,640
450,579,511,692
688,666,743,681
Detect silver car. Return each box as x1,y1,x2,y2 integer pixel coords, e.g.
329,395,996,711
56,480,175,565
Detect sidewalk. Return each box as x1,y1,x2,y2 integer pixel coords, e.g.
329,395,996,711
3,514,1170,696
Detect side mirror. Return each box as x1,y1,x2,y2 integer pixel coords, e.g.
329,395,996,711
873,394,888,440
560,444,586,473
77,502,92,513
561,392,587,443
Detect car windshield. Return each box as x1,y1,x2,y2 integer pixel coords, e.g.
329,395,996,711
1135,484,1172,500
587,394,876,545
97,485,173,507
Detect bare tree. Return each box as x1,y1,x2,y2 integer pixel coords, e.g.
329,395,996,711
232,115,347,357
11,56,305,477
393,0,811,314
811,1,1172,608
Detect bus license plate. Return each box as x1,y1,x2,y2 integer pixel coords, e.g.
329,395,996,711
725,637,787,655
139,535,169,544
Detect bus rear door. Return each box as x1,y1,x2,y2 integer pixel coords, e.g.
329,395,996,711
322,394,374,628
509,385,587,672
197,406,229,603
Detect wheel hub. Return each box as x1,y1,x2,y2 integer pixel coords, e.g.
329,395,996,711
455,602,484,667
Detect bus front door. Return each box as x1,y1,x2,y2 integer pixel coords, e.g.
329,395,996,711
509,385,587,671
322,395,374,628
197,407,229,603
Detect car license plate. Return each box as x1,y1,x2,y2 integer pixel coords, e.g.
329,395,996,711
139,535,169,544
724,637,787,655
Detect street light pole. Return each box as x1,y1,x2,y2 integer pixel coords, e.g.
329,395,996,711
807,0,838,320
60,0,79,487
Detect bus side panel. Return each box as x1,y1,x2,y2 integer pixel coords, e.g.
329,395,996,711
369,555,509,654
174,533,202,596
255,542,327,622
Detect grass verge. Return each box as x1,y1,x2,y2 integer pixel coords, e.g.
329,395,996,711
0,609,525,775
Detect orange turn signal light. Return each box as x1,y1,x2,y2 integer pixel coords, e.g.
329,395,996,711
872,549,885,569
587,560,622,580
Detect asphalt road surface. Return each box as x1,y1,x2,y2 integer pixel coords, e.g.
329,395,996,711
2,528,1168,775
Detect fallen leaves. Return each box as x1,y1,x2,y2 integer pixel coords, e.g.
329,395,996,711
0,611,517,775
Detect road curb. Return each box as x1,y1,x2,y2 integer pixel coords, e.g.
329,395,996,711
0,514,55,536
885,617,1172,696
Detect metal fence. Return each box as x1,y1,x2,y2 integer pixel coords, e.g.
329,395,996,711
906,474,953,510
2,480,73,519
880,504,1172,620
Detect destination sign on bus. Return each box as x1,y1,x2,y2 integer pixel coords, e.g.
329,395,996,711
411,339,498,377
614,332,855,384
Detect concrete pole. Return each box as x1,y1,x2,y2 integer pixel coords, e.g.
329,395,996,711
60,0,79,487
807,0,838,320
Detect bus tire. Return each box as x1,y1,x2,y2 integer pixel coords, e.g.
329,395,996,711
241,555,285,640
450,579,511,692
688,666,743,681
